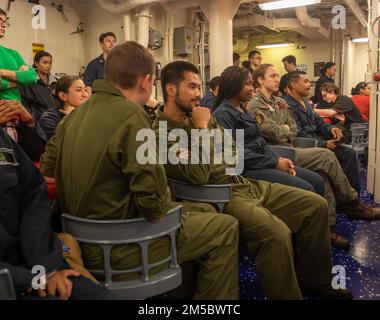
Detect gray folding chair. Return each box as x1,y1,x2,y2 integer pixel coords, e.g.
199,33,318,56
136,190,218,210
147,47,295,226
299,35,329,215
167,178,232,212
269,145,298,163
351,123,369,130
270,138,318,164
61,206,183,300
0,269,16,300
349,123,368,155
293,137,318,148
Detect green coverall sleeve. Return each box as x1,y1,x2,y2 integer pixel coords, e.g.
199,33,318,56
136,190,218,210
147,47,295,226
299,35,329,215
256,109,291,145
152,119,213,185
285,107,298,142
118,111,170,221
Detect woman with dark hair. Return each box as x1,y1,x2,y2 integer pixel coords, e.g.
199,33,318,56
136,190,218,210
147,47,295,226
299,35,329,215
39,75,88,140
213,66,325,196
200,76,220,110
314,62,337,107
351,82,370,121
20,51,59,120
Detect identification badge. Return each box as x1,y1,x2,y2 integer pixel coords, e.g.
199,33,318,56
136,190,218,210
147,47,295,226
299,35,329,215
255,113,264,125
0,148,19,166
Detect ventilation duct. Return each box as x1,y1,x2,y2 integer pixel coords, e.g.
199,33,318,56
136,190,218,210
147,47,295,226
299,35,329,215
233,37,250,53
295,6,330,38
234,15,328,40
97,0,158,14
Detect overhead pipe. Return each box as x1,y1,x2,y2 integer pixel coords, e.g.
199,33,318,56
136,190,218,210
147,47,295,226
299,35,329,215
197,19,206,95
343,0,368,29
233,15,326,40
167,0,198,10
66,3,86,68
233,31,251,53
199,0,241,77
97,0,158,14
233,39,250,53
123,13,132,41
295,6,330,38
136,5,151,47
158,1,174,64
98,0,197,53
97,0,198,14
331,29,336,62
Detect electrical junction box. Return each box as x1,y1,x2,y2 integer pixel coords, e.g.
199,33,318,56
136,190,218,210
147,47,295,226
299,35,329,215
174,27,193,55
149,28,163,50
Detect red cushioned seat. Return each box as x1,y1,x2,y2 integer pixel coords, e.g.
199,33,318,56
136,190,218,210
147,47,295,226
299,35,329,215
34,162,56,201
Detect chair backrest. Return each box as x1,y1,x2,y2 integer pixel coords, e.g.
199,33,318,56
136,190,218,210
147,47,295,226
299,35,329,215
61,206,183,300
269,145,297,163
0,269,16,300
167,178,232,212
350,123,369,130
350,125,368,155
293,137,318,148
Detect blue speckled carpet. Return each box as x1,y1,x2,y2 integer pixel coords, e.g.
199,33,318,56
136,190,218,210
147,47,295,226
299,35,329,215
239,161,380,300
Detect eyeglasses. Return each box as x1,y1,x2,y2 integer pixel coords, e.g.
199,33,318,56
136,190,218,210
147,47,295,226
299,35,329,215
0,17,10,27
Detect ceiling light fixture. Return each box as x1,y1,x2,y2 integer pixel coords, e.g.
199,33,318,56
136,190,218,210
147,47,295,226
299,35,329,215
256,43,292,49
259,0,321,11
352,37,368,43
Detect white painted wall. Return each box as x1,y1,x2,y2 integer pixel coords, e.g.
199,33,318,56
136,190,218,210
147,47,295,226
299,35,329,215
342,38,355,96
2,1,368,99
351,42,369,92
72,1,194,102
72,1,193,67
0,0,84,76
240,38,334,97
72,0,124,64
341,41,369,96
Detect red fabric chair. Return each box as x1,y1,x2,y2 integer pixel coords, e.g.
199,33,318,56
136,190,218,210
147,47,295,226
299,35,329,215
312,103,333,124
34,162,56,201
321,117,333,124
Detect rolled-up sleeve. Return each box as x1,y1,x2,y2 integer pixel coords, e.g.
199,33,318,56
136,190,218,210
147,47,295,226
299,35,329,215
12,50,37,85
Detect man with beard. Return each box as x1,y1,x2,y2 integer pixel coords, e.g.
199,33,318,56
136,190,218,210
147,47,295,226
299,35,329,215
152,60,352,300
41,42,240,300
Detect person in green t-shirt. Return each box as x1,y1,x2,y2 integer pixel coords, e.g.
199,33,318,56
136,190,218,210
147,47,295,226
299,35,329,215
0,8,42,161
0,8,37,101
